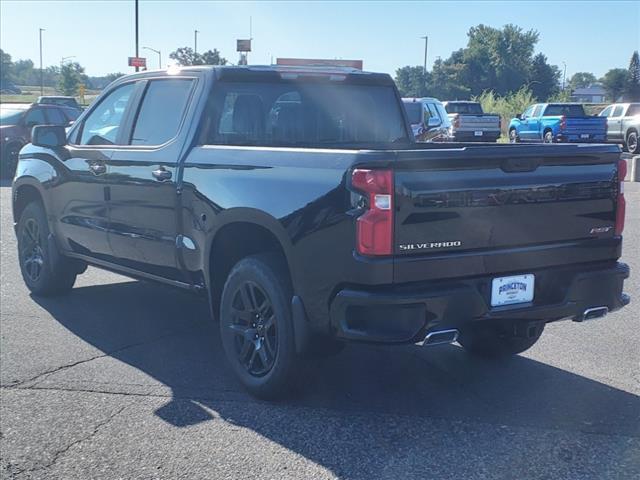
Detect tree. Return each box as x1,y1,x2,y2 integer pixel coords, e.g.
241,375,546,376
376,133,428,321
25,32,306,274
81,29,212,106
568,72,597,90
58,62,84,96
601,68,628,102
0,49,12,83
201,49,227,65
169,47,227,66
528,54,560,101
394,66,429,97
427,24,552,99
626,51,640,101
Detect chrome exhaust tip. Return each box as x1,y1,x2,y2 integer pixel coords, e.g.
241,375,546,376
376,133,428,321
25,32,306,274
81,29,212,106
574,306,609,322
417,329,459,347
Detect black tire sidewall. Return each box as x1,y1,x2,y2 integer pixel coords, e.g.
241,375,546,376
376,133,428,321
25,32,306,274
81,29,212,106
627,131,639,154
219,254,296,398
17,201,76,295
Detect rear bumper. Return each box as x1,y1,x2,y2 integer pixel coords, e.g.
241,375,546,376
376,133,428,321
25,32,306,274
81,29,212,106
452,130,501,142
329,261,630,343
555,133,607,143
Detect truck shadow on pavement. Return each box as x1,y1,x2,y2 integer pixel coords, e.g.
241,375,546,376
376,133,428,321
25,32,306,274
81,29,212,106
32,278,640,475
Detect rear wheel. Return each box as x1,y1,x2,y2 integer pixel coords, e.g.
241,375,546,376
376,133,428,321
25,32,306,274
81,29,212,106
626,130,639,155
17,201,78,295
219,254,297,399
543,130,554,144
458,323,544,358
509,128,519,143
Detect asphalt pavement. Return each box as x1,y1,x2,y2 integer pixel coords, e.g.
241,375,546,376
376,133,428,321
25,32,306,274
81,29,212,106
1,180,639,479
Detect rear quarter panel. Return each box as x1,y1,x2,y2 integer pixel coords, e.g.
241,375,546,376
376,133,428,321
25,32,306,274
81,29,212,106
179,146,393,329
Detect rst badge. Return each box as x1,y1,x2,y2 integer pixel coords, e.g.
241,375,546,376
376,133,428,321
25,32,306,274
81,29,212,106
399,241,462,251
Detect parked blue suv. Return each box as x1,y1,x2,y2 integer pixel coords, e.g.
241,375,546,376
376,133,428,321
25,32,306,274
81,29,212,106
509,103,607,143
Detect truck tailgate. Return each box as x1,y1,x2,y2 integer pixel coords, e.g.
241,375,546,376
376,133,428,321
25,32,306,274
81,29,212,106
452,114,500,131
564,116,607,135
391,144,621,283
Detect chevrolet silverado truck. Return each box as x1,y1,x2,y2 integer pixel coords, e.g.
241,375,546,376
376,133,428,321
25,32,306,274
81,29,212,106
509,103,607,144
442,101,501,142
599,103,640,154
12,66,630,398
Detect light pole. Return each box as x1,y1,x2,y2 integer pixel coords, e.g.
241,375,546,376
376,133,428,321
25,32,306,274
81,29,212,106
60,55,75,68
421,35,428,94
39,28,45,95
562,61,567,91
143,47,161,69
134,0,139,72
194,29,199,54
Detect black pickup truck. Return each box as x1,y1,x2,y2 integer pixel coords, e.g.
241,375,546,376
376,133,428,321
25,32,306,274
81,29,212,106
12,66,630,398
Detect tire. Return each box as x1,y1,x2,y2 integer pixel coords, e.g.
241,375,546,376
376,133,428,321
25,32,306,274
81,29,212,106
1,142,22,179
626,130,639,155
543,130,554,144
219,253,297,399
458,323,544,358
17,201,77,296
509,128,519,144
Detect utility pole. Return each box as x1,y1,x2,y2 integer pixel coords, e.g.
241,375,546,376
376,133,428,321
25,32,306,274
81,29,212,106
194,30,199,54
39,28,45,95
562,61,567,91
135,0,139,72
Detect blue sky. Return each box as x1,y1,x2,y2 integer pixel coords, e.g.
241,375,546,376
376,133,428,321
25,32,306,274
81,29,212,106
1,0,639,78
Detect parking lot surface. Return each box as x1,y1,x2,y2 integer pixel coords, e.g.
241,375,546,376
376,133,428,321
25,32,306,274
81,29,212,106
1,180,639,479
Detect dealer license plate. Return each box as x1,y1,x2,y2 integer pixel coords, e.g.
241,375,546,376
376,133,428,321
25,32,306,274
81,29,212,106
580,134,590,139
474,130,483,136
491,274,535,307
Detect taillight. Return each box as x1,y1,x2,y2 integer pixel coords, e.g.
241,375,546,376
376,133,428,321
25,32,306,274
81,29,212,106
615,159,627,235
351,169,393,256
560,115,567,131
453,116,460,128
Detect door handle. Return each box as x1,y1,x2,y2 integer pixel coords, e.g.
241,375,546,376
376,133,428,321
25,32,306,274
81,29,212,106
89,163,106,175
152,167,172,181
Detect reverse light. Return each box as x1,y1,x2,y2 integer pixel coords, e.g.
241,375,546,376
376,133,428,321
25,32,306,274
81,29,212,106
615,159,627,236
351,169,393,256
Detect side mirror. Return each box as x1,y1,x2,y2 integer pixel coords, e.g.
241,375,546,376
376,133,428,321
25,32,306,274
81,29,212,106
31,125,67,148
515,113,522,120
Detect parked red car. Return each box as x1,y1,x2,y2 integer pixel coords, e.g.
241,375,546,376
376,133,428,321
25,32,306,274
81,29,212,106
0,103,80,178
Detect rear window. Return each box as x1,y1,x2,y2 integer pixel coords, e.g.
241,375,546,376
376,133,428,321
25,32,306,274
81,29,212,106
543,104,586,117
403,102,422,124
444,103,483,114
204,81,409,148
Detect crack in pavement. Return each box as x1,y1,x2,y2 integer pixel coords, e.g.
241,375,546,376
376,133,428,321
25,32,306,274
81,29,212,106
9,405,128,479
1,327,203,389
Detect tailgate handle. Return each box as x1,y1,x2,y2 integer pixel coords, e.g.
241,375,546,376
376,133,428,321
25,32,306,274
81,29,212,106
501,158,539,172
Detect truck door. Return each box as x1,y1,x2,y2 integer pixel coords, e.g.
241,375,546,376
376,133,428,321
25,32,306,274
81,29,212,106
106,77,197,281
609,105,625,142
527,105,544,141
518,105,535,140
55,82,137,260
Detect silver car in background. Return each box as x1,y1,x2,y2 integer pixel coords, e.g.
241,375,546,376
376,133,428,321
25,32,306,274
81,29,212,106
599,103,640,154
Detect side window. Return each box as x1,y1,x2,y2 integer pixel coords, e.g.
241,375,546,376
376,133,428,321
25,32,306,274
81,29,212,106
79,83,135,146
130,79,194,146
599,106,613,117
23,108,46,127
522,106,534,119
426,103,441,124
46,108,67,125
612,106,624,118
532,105,543,117
627,104,640,116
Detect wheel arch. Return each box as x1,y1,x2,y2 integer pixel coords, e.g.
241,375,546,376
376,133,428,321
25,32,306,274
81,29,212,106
205,211,294,319
12,179,46,228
